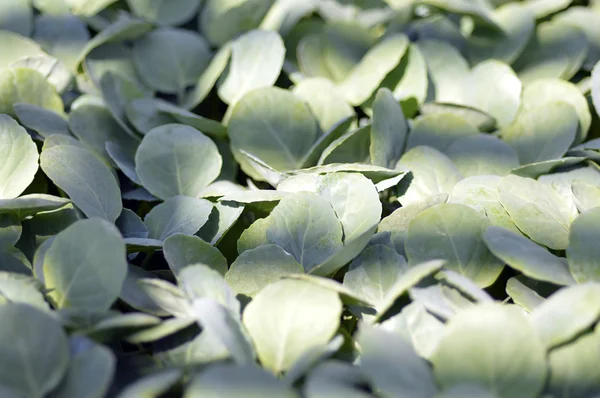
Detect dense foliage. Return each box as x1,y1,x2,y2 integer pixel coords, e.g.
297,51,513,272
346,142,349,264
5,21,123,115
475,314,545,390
1,0,600,397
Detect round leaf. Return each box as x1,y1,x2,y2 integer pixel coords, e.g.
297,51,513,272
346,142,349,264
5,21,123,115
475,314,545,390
0,115,39,199
567,207,600,283
242,279,342,374
144,196,213,241
127,0,202,25
135,124,222,200
43,219,127,311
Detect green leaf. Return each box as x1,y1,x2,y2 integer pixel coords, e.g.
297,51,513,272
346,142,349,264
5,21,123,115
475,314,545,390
242,279,342,374
144,196,212,240
225,244,304,298
293,78,354,134
43,219,127,311
40,145,122,223
0,115,39,200
375,259,445,322
228,87,318,178
0,272,49,310
52,337,115,398
99,72,146,138
593,62,600,117
218,30,285,106
432,303,547,398
498,174,574,250
181,44,231,109
184,364,297,398
117,369,182,398
547,326,600,398
531,283,600,348
0,303,69,398
0,67,64,118
467,3,535,65
0,30,44,69
484,226,575,286
502,102,578,165
199,0,275,46
379,193,449,256
0,0,32,36
505,276,545,312
264,192,343,272
520,78,591,144
318,124,370,166
164,233,227,276
418,40,470,103
572,181,600,213
178,264,239,313
135,124,222,200
33,14,90,71
133,28,211,95
14,103,70,138
513,20,588,84
357,325,437,398
445,135,519,177
191,298,255,365
127,0,202,25
419,103,496,133
567,208,600,283
370,88,407,168
343,244,408,311
136,278,192,317
406,113,479,153
338,34,409,106
396,146,462,206
406,203,503,287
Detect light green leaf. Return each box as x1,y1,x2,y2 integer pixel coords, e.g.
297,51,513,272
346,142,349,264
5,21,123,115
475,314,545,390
225,244,304,298
572,181,600,212
0,272,49,310
133,28,211,95
43,219,127,311
520,78,591,144
181,44,231,110
127,0,202,25
178,264,239,314
0,115,39,200
99,72,145,138
144,196,212,241
265,192,343,272
505,276,545,312
547,327,600,398
467,3,535,65
14,103,70,138
370,88,407,168
33,14,90,71
136,278,192,318
184,364,297,398
375,259,446,322
293,77,355,133
199,0,275,47
0,30,44,69
135,124,222,200
0,67,64,118
531,283,600,348
502,102,578,165
498,174,574,250
0,194,70,219
446,135,519,177
117,369,182,398
243,279,342,374
164,233,227,276
483,226,575,286
396,146,462,206
338,34,409,106
40,145,122,223
522,0,572,18
406,203,503,287
513,20,588,84
228,87,318,178
218,30,285,106
432,303,547,398
419,102,496,133
0,0,32,36
379,193,449,256
343,244,408,311
418,40,470,103
406,113,479,153
191,298,255,365
357,325,436,398
458,60,522,128
567,208,600,283
52,337,115,398
318,124,370,166
0,304,69,398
